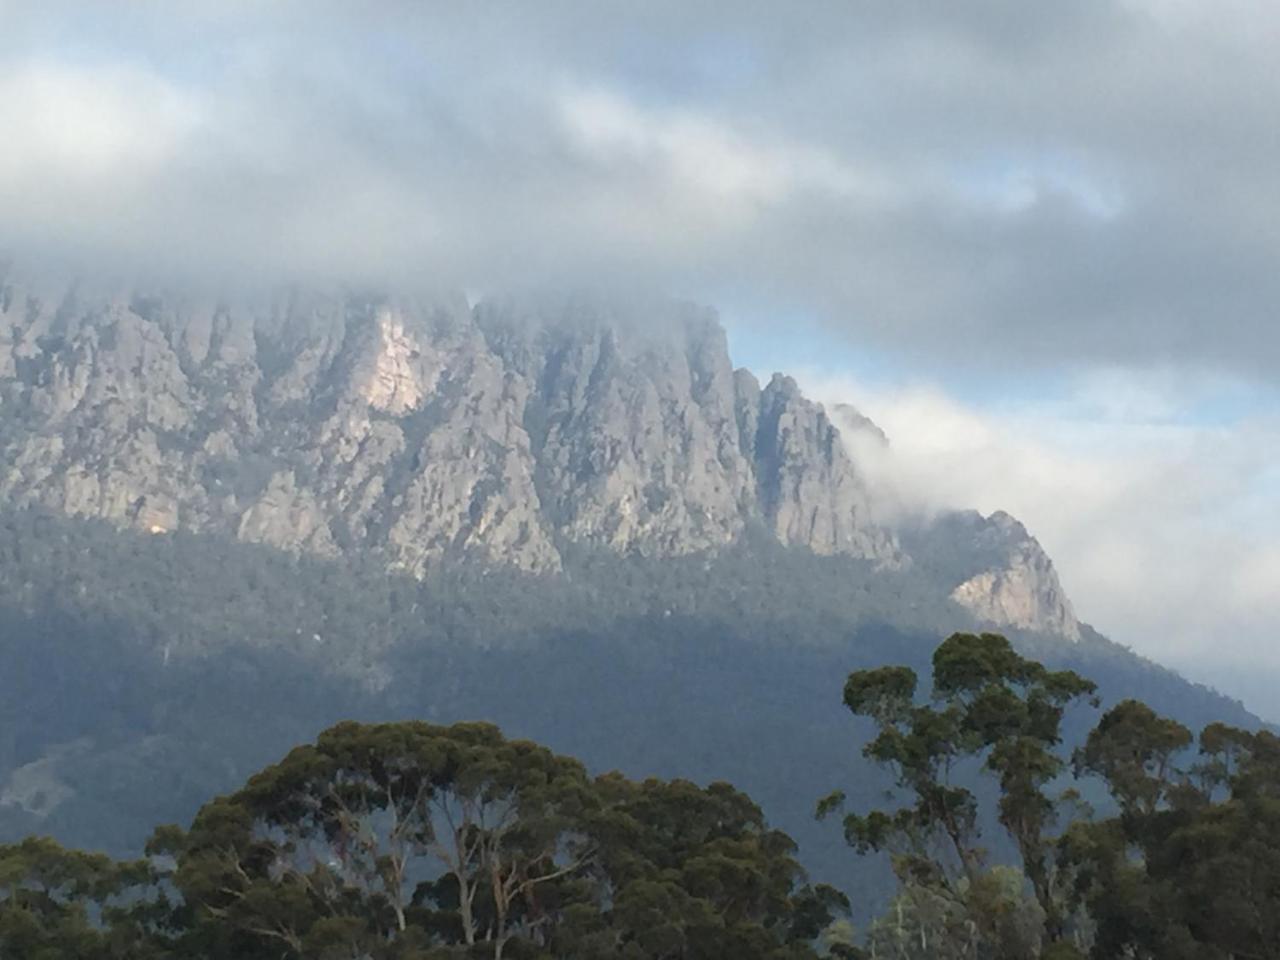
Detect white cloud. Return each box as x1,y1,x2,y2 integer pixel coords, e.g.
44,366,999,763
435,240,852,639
0,60,199,184
0,1,1275,710
557,86,885,209
0,4,1279,377
802,367,1280,713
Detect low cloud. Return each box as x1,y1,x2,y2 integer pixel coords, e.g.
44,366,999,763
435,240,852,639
1,2,1275,709
803,368,1280,717
2,2,1280,378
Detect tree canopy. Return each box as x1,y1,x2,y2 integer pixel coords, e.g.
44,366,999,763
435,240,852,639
0,720,842,959
824,633,1280,960
2,633,1278,959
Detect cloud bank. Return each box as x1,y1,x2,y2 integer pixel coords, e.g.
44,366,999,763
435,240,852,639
2,1,1276,711
801,368,1280,718
3,1,1280,378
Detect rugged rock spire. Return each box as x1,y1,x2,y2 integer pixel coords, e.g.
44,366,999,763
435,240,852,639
0,282,905,576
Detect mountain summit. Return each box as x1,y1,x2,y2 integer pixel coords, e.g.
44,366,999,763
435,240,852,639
0,279,1077,639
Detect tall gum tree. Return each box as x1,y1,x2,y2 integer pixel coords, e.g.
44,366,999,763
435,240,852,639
820,632,1097,955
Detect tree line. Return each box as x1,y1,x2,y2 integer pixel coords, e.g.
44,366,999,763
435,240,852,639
822,632,1280,959
1,633,1276,959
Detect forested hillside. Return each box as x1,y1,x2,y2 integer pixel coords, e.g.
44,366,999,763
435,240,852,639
0,509,1258,918
3,637,1276,959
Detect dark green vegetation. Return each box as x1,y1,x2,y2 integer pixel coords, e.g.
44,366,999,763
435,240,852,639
4,639,1277,958
0,510,1266,939
820,632,1100,952
823,634,1280,959
0,721,843,959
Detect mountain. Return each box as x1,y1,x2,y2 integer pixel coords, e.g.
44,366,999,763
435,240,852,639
0,275,1258,914
0,278,1077,639
0,285,898,566
903,509,1082,640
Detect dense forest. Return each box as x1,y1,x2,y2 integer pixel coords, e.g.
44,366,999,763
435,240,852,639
2,634,1277,958
0,508,1263,923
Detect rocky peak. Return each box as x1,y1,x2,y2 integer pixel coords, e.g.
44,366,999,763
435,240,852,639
831,402,888,447
0,282,903,574
0,276,1086,641
755,375,899,561
905,509,1082,641
359,308,430,415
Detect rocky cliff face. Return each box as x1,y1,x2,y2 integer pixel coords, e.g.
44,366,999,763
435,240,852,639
947,511,1080,640
0,277,1083,639
902,509,1082,641
0,283,901,577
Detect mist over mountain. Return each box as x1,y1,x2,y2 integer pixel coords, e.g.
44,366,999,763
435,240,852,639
0,276,1081,637
3,6,1279,954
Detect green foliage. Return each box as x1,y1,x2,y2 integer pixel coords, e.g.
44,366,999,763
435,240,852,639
862,865,1044,960
172,720,600,957
0,507,1270,944
0,837,169,959
1063,708,1280,959
825,633,1097,953
834,638,1280,959
1075,699,1192,816
0,721,835,958
1,621,1278,959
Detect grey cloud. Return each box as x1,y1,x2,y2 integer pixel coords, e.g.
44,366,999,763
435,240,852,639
2,1,1280,378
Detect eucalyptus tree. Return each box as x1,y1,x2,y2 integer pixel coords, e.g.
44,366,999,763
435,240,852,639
164,720,596,958
156,719,836,959
0,836,169,959
820,632,1097,956
1064,704,1280,960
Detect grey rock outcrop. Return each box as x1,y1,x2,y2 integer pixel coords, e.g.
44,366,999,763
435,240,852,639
904,509,1082,640
755,376,896,559
0,281,904,574
0,276,1081,638
831,402,888,447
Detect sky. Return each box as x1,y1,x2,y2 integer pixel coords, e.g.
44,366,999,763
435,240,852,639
1,2,1277,715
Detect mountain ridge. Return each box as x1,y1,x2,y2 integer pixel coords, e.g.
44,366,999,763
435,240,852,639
0,278,1077,641
0,279,1260,911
